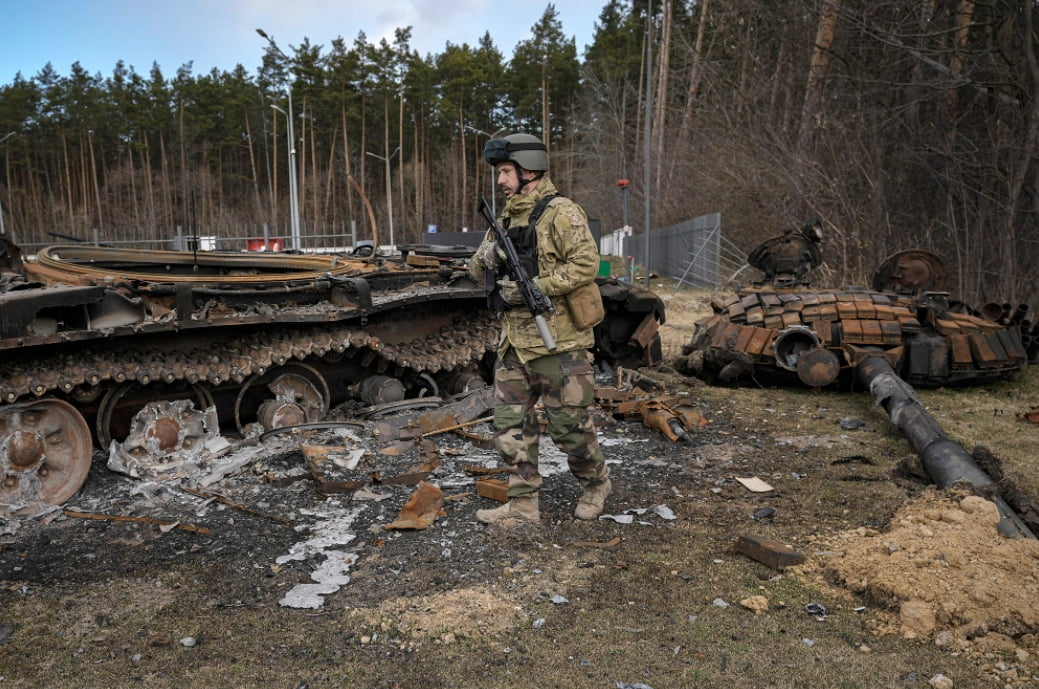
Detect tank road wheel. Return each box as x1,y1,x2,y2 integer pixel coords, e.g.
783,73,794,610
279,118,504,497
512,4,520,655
96,381,216,448
1,399,93,516
234,362,330,433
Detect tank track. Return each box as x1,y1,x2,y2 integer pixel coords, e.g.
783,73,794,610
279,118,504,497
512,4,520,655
1,313,499,403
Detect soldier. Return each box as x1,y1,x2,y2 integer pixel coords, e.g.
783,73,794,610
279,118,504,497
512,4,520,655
469,133,611,523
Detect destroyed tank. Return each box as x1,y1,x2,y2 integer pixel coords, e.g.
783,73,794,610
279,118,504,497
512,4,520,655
0,238,664,516
680,224,1035,389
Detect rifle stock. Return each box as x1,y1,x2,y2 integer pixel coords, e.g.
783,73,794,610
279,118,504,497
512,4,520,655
478,197,557,351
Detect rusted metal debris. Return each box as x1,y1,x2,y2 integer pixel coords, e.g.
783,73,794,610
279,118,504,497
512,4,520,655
475,477,509,503
462,464,510,476
372,385,494,443
570,536,623,548
597,385,709,443
1,231,670,517
61,509,213,534
107,400,225,480
734,534,806,570
179,486,293,525
384,481,444,530
303,435,441,497
683,247,1034,389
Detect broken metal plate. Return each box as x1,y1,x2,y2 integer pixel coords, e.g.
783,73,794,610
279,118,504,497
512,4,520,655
384,480,444,530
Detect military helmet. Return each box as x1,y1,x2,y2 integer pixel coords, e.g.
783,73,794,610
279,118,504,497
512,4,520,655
483,133,548,172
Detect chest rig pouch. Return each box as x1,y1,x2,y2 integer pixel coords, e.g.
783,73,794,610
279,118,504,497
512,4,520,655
487,194,560,312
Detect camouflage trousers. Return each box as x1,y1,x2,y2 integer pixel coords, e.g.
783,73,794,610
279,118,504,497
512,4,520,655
493,348,607,498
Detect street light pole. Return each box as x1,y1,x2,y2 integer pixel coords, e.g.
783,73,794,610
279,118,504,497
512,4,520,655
0,132,13,237
467,125,507,217
257,29,302,251
270,100,301,251
643,0,654,287
366,148,398,249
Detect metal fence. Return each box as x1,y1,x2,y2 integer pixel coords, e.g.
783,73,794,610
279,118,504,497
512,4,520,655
601,212,746,290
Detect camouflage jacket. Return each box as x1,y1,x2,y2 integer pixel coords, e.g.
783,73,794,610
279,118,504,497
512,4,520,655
469,176,600,363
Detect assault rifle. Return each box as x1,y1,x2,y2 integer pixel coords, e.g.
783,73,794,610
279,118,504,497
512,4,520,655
477,197,557,351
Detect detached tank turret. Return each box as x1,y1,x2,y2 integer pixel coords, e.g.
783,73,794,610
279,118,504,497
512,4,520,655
680,227,1033,389
1,241,664,516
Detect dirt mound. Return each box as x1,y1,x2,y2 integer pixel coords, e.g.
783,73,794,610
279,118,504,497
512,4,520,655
798,488,1039,673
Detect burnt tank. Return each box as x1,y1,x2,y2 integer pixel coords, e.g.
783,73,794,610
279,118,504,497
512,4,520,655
680,226,1034,389
0,239,664,516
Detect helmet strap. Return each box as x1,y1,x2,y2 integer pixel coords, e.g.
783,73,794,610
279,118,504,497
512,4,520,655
517,171,544,194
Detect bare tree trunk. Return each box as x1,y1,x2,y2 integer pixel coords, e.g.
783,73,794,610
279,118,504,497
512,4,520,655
414,108,424,234
87,130,104,236
341,106,355,242
999,0,1039,301
325,126,337,237
948,0,975,107
178,105,188,233
652,0,672,187
78,140,88,230
769,41,786,125
541,60,550,153
309,101,320,241
678,0,710,146
127,138,140,233
62,133,74,228
160,134,172,233
245,109,262,219
797,0,843,154
142,143,154,233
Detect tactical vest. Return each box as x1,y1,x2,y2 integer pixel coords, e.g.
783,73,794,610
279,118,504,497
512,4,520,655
503,194,559,278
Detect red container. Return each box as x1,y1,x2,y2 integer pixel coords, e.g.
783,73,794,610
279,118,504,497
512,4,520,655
247,238,284,252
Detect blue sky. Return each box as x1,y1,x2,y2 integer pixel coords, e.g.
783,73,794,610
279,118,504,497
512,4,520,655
1,0,606,84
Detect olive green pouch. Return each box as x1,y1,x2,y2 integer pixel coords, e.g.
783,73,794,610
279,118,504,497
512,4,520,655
566,281,605,329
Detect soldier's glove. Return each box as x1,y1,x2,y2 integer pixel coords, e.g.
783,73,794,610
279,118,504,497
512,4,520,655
473,239,501,270
496,278,525,306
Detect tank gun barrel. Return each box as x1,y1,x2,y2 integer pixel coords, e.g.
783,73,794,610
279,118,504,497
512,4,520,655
855,355,1035,540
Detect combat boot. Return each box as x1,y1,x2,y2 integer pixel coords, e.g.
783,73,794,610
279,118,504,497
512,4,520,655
574,475,612,520
476,494,540,524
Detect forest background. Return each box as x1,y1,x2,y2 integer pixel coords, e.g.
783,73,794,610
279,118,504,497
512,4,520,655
0,0,1036,306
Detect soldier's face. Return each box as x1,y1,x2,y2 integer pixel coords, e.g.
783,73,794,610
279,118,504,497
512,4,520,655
496,163,535,198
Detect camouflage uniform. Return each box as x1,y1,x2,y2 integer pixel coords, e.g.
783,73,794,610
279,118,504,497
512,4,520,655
469,176,608,499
